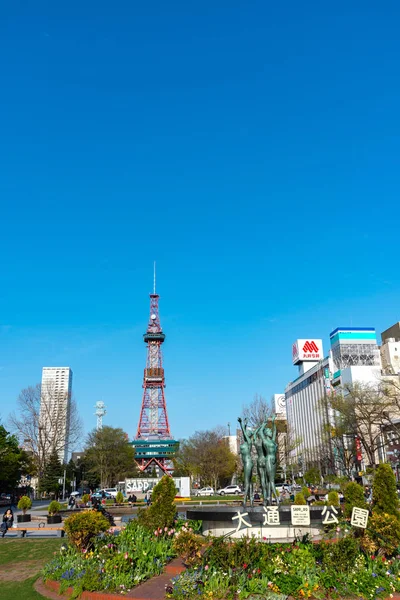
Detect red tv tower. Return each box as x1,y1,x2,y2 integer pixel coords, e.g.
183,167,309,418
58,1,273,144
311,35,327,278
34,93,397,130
133,265,178,474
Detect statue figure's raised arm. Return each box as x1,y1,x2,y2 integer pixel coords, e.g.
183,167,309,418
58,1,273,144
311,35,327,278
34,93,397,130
271,414,277,442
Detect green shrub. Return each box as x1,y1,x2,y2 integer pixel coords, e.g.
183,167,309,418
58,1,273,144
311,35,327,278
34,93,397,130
64,510,110,550
82,494,90,504
137,475,177,531
301,486,310,499
372,463,399,519
173,529,203,566
321,536,360,572
17,495,32,513
344,482,367,518
115,491,124,504
48,500,61,515
327,490,339,507
294,492,306,505
281,498,292,506
362,512,400,556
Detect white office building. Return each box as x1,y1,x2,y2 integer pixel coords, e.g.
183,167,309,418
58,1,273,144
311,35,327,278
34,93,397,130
285,339,332,470
285,328,382,472
40,367,73,464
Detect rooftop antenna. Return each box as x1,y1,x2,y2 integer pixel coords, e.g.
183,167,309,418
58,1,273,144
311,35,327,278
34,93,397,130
153,261,156,295
95,401,106,430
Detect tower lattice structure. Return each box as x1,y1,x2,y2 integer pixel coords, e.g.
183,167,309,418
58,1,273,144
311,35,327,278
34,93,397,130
136,292,171,441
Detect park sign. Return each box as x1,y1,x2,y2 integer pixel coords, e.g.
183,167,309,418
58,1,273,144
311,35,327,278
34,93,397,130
125,476,190,497
292,339,323,365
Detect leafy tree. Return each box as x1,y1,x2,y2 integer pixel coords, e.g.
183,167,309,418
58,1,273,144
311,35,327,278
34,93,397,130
73,454,100,491
343,481,367,519
304,467,321,486
0,424,32,491
372,463,399,519
83,426,138,488
40,449,62,496
138,475,177,530
174,428,237,490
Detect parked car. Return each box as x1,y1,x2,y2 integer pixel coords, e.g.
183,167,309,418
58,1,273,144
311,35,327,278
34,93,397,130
216,485,242,496
91,491,113,500
102,488,118,499
196,487,214,497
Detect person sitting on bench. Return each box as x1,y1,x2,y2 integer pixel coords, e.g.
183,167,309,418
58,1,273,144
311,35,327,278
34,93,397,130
1,509,14,537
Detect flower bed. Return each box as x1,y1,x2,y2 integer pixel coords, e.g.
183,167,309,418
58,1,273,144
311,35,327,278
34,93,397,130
166,535,400,600
42,520,178,598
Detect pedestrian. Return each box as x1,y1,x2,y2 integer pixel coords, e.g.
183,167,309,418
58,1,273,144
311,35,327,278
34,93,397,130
1,509,14,538
128,494,137,506
68,495,76,510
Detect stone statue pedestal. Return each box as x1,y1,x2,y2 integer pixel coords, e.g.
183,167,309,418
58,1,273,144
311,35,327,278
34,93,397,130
186,505,327,541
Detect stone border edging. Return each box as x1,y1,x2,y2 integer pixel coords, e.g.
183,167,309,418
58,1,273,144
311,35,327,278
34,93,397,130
35,576,400,600
35,558,186,600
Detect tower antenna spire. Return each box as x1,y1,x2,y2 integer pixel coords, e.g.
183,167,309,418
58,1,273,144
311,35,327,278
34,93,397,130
153,261,156,295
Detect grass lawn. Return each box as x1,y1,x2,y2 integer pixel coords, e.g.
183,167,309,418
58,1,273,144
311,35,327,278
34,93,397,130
0,538,63,600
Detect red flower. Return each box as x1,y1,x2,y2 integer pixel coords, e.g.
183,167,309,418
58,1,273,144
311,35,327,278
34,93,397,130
243,563,248,569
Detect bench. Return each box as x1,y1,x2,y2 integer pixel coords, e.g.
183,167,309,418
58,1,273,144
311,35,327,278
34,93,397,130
14,525,65,538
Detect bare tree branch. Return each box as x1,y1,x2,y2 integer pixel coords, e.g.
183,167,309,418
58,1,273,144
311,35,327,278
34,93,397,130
8,383,83,475
242,394,273,429
329,382,400,468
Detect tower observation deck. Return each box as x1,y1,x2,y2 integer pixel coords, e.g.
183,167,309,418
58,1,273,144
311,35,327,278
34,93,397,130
132,284,178,474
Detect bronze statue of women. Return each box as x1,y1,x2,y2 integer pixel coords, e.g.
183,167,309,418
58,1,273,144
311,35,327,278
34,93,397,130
258,414,279,504
238,417,254,507
254,423,268,504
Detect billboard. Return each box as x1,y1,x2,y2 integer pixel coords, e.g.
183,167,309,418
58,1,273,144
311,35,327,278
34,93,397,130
292,339,323,365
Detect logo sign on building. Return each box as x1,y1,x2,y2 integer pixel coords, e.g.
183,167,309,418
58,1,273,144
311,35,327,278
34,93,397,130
273,394,286,416
292,339,323,365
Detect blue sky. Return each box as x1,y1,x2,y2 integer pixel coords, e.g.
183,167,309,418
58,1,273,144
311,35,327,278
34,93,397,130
1,1,399,445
